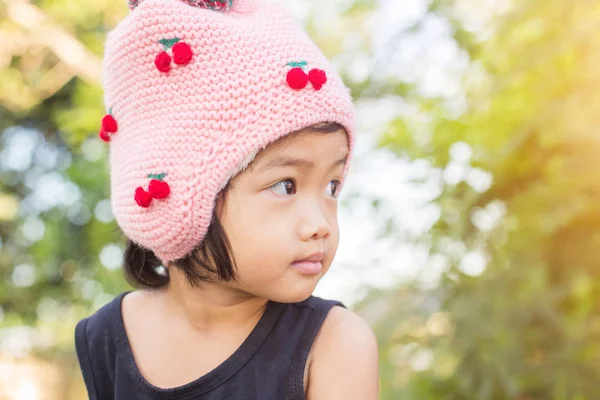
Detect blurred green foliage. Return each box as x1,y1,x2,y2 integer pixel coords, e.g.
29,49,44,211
0,0,128,343
368,0,600,398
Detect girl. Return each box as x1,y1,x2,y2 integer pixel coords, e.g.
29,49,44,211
75,0,379,399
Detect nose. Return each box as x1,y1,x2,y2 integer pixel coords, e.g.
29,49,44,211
298,200,331,241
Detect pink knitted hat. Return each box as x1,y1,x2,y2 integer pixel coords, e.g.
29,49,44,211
99,0,355,264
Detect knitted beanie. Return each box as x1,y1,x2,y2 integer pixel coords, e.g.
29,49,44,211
99,0,356,265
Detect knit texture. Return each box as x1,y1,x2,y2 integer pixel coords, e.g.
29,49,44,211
103,0,356,264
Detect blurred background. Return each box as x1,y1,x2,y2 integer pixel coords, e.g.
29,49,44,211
1,0,600,398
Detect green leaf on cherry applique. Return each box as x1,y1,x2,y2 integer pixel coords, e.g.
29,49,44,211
285,61,308,69
158,38,180,50
147,173,167,181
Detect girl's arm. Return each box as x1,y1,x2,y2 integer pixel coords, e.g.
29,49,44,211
306,306,380,400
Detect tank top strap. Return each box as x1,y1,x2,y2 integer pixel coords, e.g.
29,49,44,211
272,296,347,399
74,291,131,400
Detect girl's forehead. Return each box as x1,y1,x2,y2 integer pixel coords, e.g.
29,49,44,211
256,128,348,162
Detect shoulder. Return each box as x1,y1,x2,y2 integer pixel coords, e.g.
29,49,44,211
76,293,122,342
75,291,130,342
74,291,131,399
75,291,132,359
307,305,379,400
74,291,135,365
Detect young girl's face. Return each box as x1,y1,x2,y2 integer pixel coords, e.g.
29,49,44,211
218,127,349,303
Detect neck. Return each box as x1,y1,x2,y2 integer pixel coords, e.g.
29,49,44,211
161,266,269,334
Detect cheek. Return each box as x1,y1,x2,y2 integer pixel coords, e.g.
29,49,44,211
225,195,287,240
222,195,293,265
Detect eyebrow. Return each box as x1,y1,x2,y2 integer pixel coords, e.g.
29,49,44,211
258,154,348,173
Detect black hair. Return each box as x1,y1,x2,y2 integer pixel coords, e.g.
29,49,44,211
123,186,235,289
122,121,346,289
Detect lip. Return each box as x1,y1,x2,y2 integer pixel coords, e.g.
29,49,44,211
293,252,325,263
291,252,325,276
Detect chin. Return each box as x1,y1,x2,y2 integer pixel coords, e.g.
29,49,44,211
285,291,313,304
269,282,317,304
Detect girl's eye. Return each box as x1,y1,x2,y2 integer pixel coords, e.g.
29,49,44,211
326,180,341,198
270,179,297,196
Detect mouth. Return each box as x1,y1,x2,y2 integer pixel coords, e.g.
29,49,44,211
294,252,325,263
291,252,325,276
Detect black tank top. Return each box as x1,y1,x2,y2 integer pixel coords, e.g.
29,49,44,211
74,291,345,399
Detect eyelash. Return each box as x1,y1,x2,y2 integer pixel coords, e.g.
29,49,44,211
271,179,297,196
269,179,342,197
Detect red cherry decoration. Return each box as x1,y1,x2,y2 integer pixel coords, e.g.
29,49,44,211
172,42,193,65
102,114,118,133
308,68,327,90
287,68,309,90
135,187,153,208
99,129,110,142
148,179,171,199
155,51,172,73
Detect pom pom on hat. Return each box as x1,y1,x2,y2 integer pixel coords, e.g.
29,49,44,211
287,68,309,90
172,42,193,65
102,114,118,133
129,0,233,11
134,187,153,208
309,68,327,91
98,108,118,143
154,51,172,72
